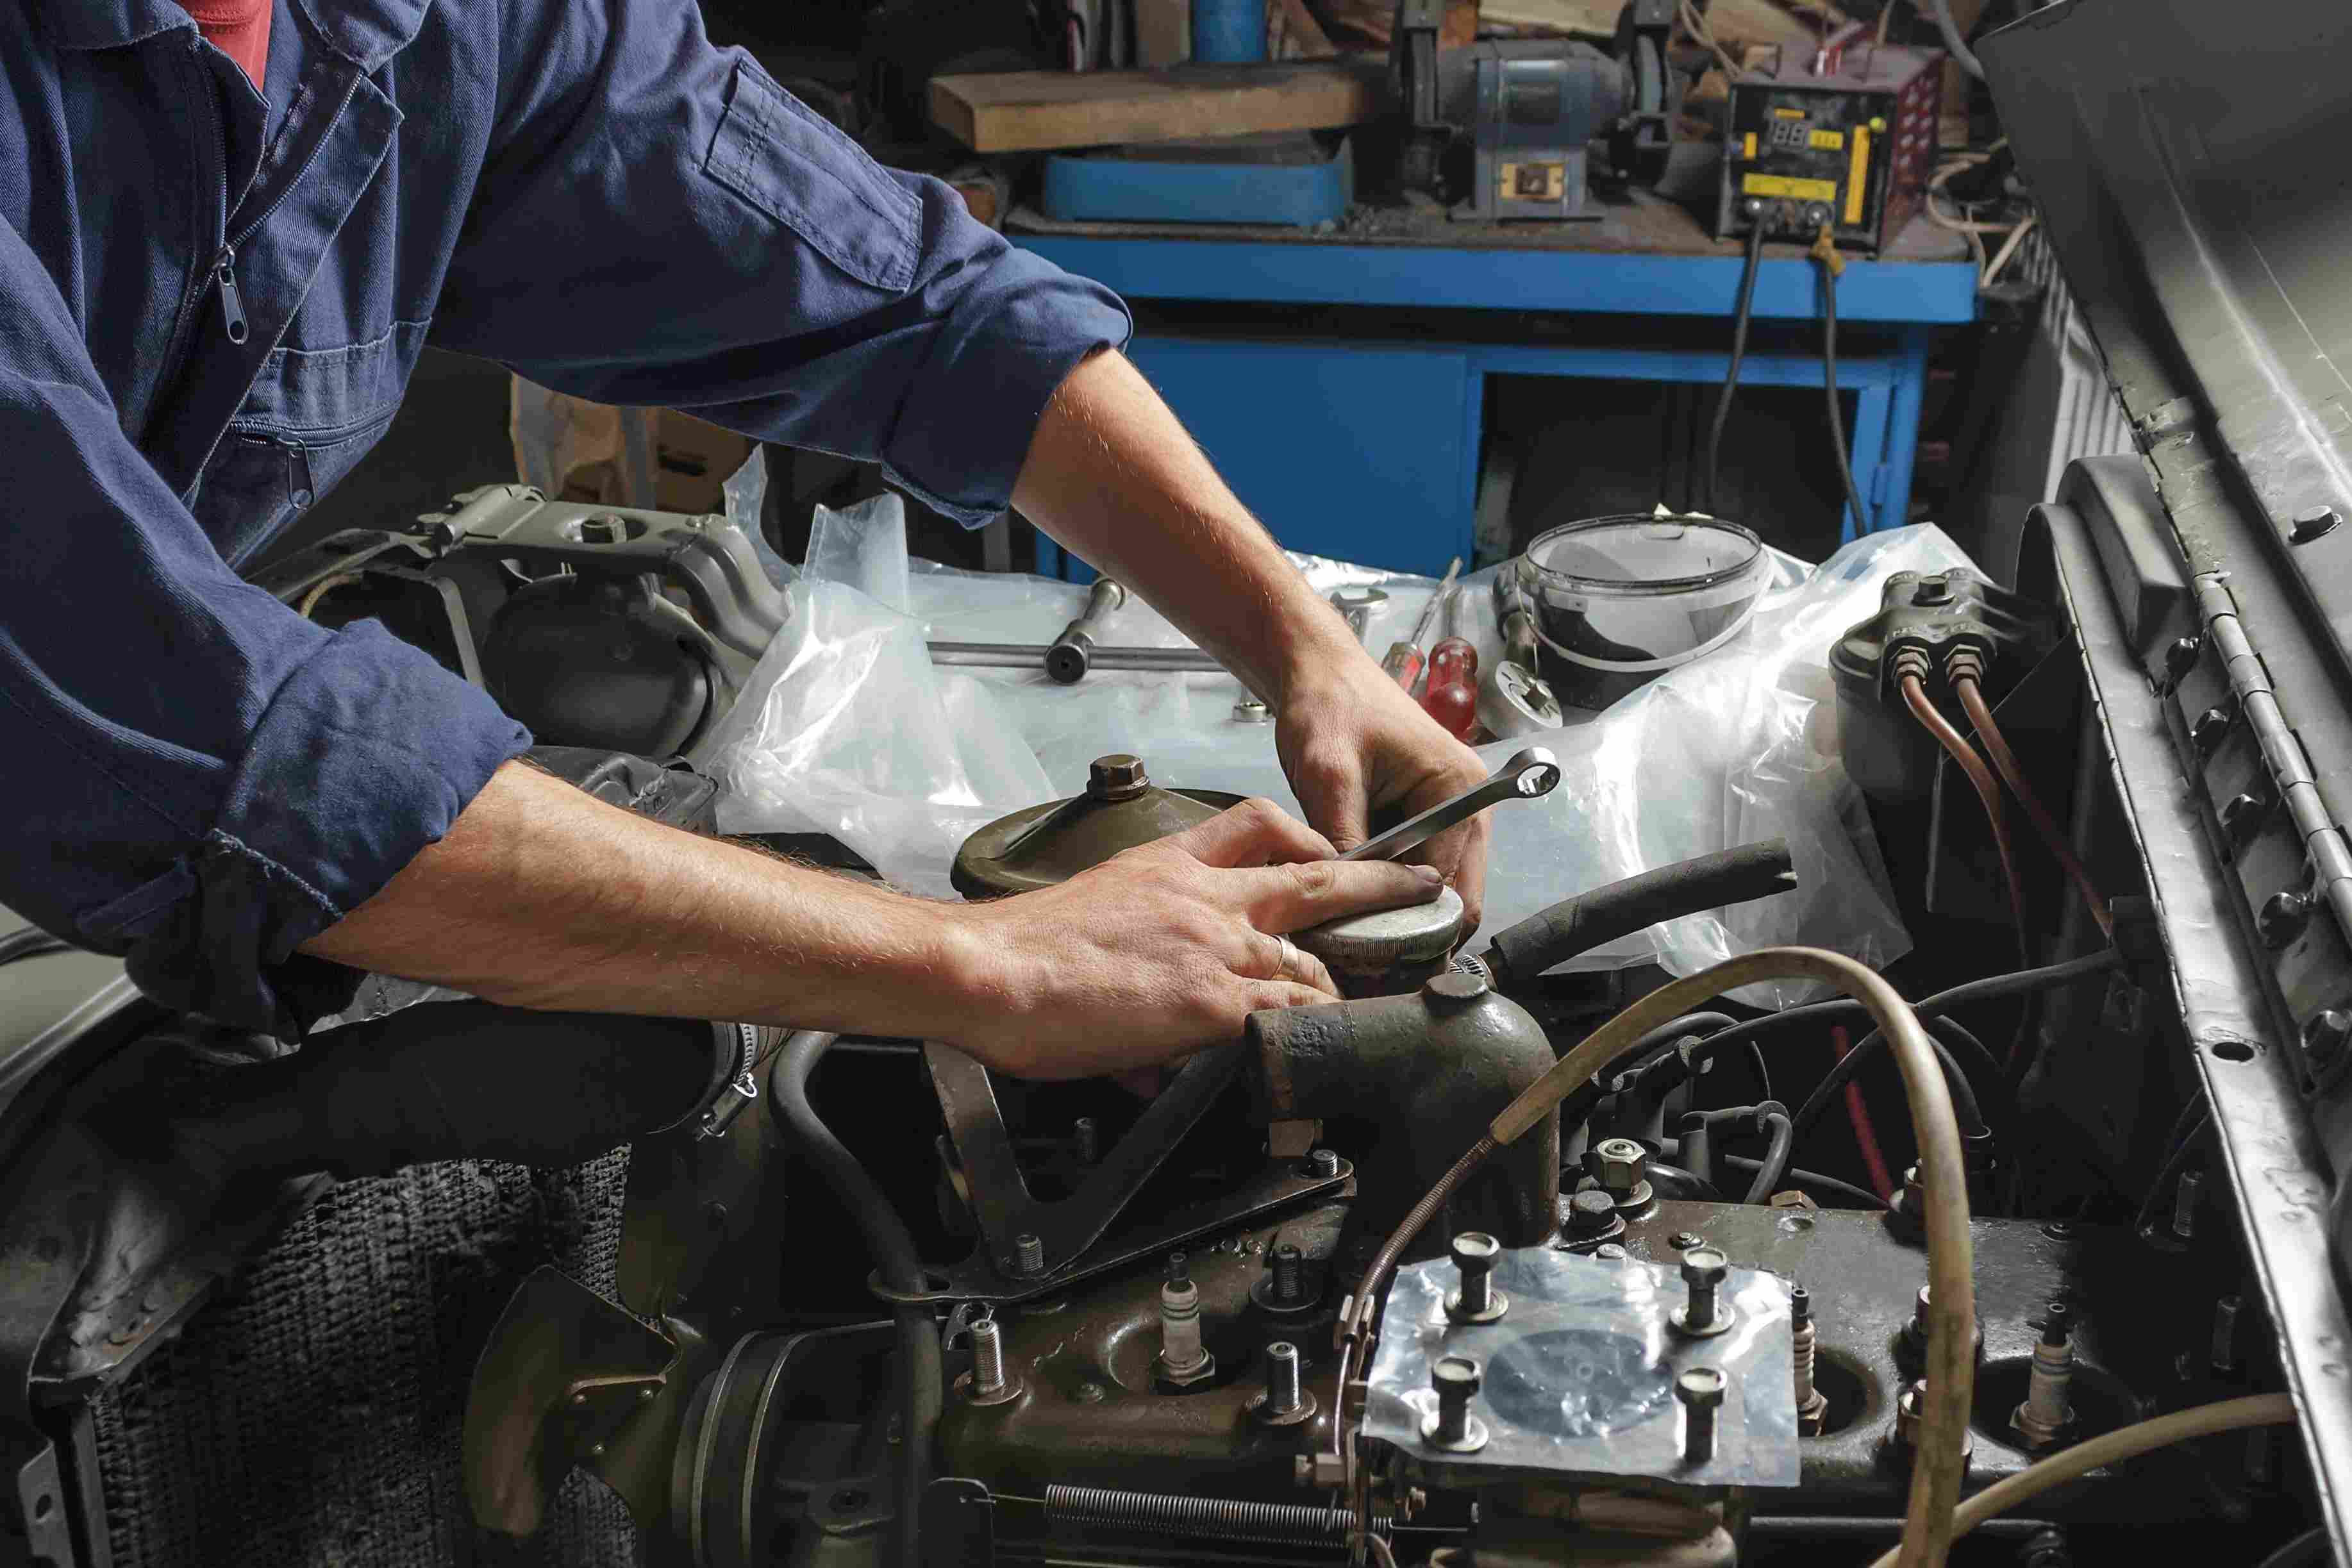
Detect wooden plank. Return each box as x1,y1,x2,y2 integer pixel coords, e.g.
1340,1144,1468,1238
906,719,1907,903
930,60,1393,152
1479,0,1820,44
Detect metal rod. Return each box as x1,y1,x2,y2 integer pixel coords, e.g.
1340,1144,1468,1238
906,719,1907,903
1043,1487,1390,1546
928,641,1224,675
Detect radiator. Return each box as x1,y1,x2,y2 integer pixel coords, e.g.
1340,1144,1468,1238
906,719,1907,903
88,1152,642,1568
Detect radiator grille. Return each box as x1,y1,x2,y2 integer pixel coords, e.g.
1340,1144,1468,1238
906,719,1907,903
90,1151,642,1568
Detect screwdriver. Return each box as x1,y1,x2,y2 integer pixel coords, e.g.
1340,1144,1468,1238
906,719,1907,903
1381,556,1462,694
1421,588,1479,741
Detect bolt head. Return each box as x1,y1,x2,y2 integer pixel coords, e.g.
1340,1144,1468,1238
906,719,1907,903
1565,1189,1619,1235
2260,890,2311,949
1087,754,1148,799
2192,706,2234,754
2303,1008,2352,1067
1431,1355,1481,1399
1424,970,1488,1006
1450,1231,1501,1273
1591,1139,1649,1195
1667,1230,1705,1252
1680,1246,1729,1290
2291,505,2343,544
1307,1149,1342,1178
1595,1243,1628,1260
2164,635,2203,680
1674,1367,1726,1411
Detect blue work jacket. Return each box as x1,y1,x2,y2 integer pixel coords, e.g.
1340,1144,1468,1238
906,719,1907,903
0,0,1131,1035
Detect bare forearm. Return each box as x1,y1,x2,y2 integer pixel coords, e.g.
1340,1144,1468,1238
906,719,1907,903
1010,349,1364,705
299,761,990,1044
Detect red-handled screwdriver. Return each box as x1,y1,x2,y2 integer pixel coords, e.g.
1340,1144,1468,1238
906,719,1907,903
1381,556,1462,693
1422,631,1480,740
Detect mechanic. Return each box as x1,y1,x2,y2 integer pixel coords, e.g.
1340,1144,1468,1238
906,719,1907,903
1,0,1489,1208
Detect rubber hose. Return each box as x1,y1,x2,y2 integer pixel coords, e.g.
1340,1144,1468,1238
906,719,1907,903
1484,838,1796,986
1703,221,1769,515
1743,1108,1795,1204
770,1032,938,1568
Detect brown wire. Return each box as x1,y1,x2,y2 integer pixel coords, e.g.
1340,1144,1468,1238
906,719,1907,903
1952,673,2114,939
1901,672,2030,971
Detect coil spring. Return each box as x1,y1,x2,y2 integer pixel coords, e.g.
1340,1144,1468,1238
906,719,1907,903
1044,1485,1391,1546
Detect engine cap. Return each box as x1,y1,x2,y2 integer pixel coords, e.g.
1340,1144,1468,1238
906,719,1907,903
951,755,1243,899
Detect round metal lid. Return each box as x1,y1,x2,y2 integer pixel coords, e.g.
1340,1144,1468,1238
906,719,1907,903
951,755,1244,899
1292,885,1466,969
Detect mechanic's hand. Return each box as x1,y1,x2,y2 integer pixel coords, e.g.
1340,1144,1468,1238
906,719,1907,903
1276,650,1494,931
949,799,1443,1080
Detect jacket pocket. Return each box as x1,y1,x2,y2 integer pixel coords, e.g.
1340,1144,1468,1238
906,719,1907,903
704,58,919,292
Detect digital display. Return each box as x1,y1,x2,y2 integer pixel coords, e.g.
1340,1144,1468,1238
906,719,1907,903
1767,118,1812,149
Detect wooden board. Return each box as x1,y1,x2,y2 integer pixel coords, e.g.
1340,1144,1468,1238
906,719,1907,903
930,60,1392,152
1477,0,1830,44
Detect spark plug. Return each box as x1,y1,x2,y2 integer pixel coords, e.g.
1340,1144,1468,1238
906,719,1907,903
1791,1284,1828,1435
1155,1251,1215,1387
2011,1301,2076,1449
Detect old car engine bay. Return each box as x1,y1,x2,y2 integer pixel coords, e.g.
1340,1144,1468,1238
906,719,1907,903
166,468,2321,1568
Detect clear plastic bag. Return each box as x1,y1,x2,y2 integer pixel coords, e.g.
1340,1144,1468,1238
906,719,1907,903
699,492,1973,1001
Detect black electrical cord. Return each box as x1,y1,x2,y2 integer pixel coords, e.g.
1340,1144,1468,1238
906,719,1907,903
1789,1015,1996,1153
1742,1106,1796,1205
1686,949,2121,1082
1702,221,1769,517
771,1031,938,1568
1721,1153,1886,1210
1816,247,1874,537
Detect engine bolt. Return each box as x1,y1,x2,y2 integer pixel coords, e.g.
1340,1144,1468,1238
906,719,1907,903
1667,1230,1705,1251
2173,1170,2206,1239
1249,1340,1319,1426
1012,1233,1046,1276
1672,1246,1732,1337
2161,634,2201,692
2212,1294,2245,1375
1447,1232,1508,1322
1307,1148,1341,1180
1676,1367,1726,1464
963,1312,1022,1405
1422,1355,1488,1452
1273,1243,1304,1303
1593,1140,1650,1201
2192,705,2235,756
2260,889,2311,949
2291,505,2342,545
1072,1117,1099,1165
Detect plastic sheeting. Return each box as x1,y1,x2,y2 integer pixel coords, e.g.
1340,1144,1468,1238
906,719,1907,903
699,485,1976,997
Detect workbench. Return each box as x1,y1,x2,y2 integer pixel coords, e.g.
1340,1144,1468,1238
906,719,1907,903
1016,187,1979,578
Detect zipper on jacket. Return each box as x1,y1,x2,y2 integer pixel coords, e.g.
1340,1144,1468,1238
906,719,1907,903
213,245,249,344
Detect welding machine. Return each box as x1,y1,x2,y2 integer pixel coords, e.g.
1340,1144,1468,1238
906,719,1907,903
1715,41,1941,249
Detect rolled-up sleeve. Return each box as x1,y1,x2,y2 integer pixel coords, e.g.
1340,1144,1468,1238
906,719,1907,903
0,224,531,1033
433,0,1132,526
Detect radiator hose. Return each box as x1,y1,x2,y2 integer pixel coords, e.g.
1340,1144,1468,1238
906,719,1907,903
1480,838,1797,987
771,1032,939,1568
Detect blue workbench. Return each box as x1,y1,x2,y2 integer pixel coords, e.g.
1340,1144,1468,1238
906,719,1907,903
1015,212,1980,578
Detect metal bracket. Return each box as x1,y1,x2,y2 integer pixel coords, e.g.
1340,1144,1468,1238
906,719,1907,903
412,486,788,657
892,1044,1351,1303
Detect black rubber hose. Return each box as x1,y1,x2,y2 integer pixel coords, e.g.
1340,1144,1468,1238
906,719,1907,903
1742,1107,1795,1205
1703,221,1769,516
1721,1152,1883,1209
1485,838,1797,987
771,1031,938,1568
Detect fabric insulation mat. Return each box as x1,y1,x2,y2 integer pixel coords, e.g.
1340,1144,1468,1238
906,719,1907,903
702,480,1983,1008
